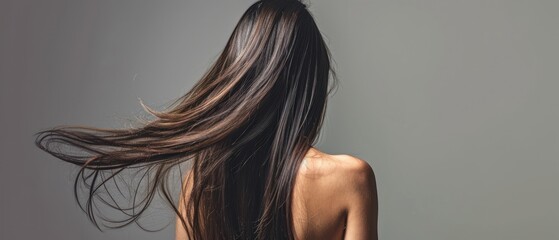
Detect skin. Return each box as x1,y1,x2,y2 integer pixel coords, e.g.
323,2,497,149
176,147,378,240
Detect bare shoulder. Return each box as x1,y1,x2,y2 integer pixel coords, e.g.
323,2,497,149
292,150,376,239
325,154,377,205
337,154,376,190
336,154,378,239
293,151,378,239
298,151,375,188
297,149,378,211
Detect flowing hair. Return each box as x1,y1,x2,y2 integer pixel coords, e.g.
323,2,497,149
34,0,338,239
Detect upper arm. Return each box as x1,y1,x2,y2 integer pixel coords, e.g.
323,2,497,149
175,169,194,240
342,157,379,240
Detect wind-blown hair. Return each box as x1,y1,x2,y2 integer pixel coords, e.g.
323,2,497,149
34,0,338,239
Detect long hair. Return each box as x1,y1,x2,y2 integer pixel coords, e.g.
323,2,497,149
34,0,338,239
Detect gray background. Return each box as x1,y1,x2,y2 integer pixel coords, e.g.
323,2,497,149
1,0,558,239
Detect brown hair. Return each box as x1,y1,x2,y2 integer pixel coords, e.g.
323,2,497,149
34,0,338,239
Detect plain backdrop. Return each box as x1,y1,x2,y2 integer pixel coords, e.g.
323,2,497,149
1,0,558,239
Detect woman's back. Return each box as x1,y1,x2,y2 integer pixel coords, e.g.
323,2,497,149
176,147,378,240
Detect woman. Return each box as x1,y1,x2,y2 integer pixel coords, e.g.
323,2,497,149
34,0,378,239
